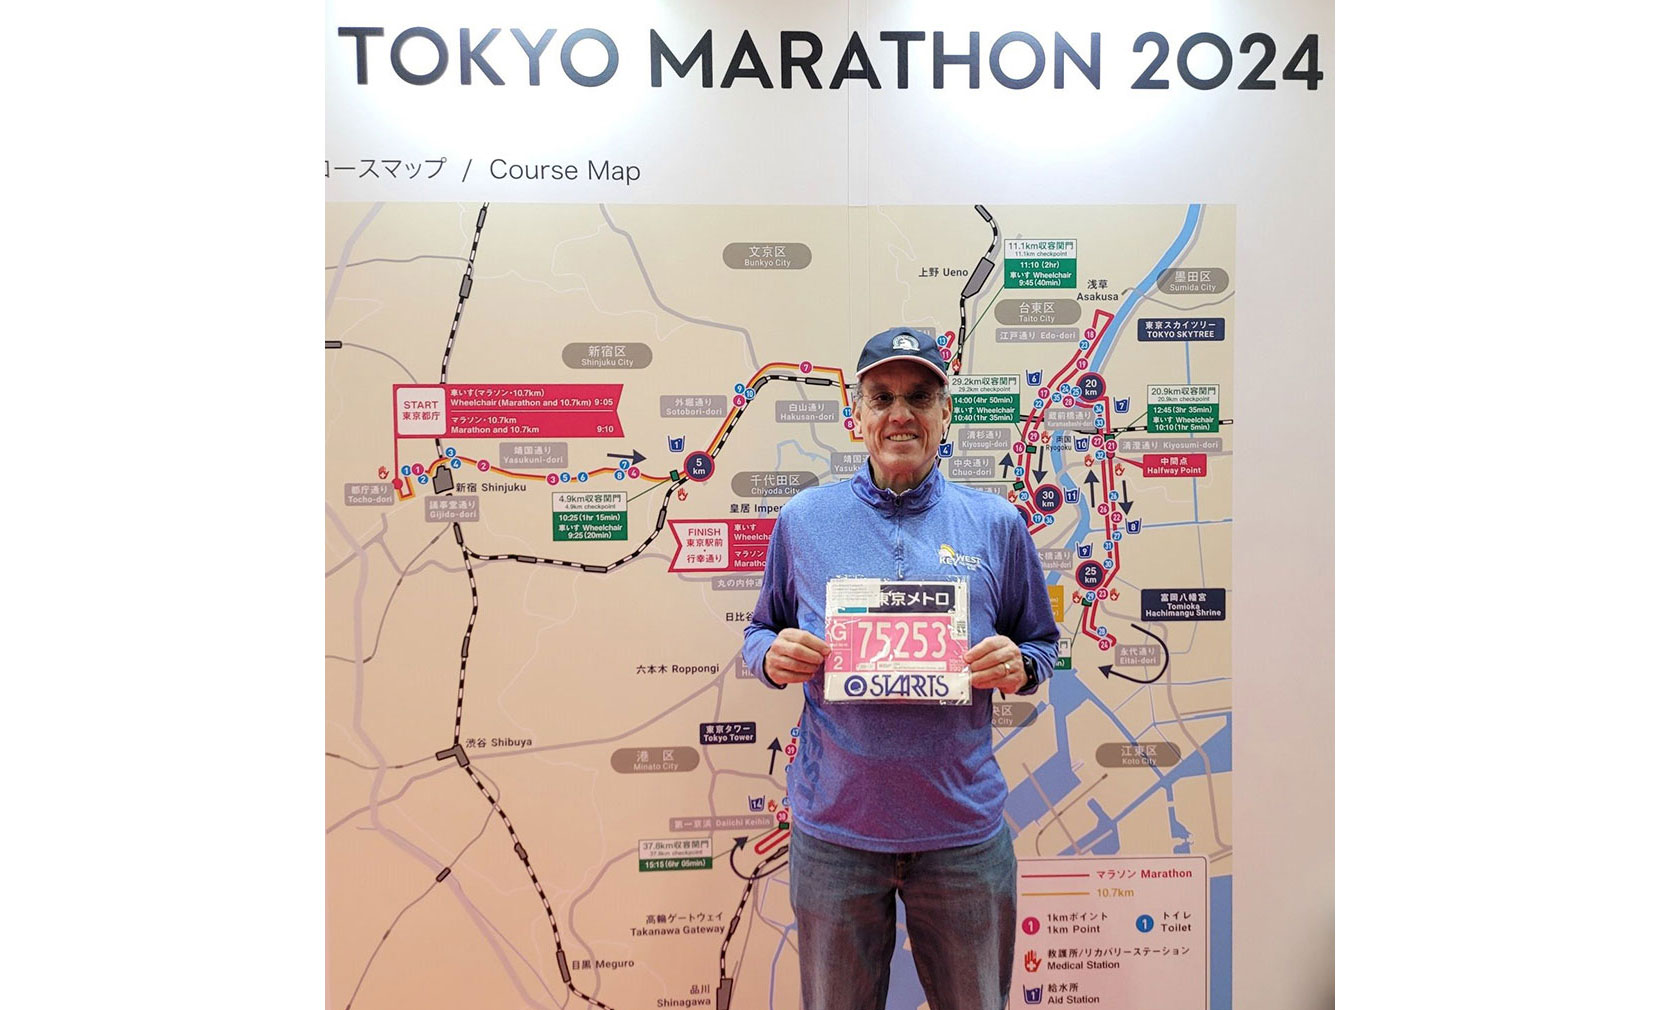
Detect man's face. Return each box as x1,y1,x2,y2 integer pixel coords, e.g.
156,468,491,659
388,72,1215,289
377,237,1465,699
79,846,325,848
853,358,951,493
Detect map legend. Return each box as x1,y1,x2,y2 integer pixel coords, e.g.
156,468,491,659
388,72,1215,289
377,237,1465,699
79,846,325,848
1016,856,1209,1009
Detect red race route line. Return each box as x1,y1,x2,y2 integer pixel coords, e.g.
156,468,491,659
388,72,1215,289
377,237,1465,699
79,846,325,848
704,364,853,455
1010,310,1115,519
390,364,852,500
1009,308,1124,650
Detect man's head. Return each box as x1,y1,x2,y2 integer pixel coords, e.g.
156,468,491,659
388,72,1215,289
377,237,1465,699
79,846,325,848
852,327,952,494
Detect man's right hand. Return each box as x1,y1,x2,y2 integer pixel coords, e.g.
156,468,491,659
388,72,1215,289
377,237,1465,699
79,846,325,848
764,629,831,684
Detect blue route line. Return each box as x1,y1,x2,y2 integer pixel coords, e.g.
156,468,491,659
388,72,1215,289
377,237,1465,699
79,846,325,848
770,922,796,1008
992,701,1049,754
1052,204,1204,568
776,440,828,467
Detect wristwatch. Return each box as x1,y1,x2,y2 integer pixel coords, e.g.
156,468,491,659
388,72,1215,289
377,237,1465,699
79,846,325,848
1018,652,1037,692
759,655,783,689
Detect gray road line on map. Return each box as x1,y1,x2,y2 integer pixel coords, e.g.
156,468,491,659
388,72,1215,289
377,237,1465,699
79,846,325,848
1020,760,1081,856
1031,772,1110,858
961,280,991,375
343,877,440,1009
326,752,430,773
443,797,566,1009
469,662,731,759
342,803,501,1009
325,514,390,577
806,414,845,458
327,766,450,834
327,253,469,272
1195,521,1207,594
325,527,449,665
337,341,420,383
327,203,384,316
701,657,737,818
482,919,569,1010
358,763,561,1010
441,872,560,1010
1139,290,1235,312
729,862,776,984
597,204,760,372
1158,645,1230,851
564,845,638,1001
376,764,564,1010
324,502,394,820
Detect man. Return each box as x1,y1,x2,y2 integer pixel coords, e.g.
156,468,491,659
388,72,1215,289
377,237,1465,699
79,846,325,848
743,326,1059,1010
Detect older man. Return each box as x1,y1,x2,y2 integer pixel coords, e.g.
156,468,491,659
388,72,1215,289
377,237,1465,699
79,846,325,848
743,326,1059,1010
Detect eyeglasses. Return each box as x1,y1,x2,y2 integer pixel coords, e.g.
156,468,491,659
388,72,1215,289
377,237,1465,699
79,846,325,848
861,390,943,412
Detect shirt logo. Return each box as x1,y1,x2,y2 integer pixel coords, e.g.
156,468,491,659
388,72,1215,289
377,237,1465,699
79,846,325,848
891,332,921,351
938,543,982,570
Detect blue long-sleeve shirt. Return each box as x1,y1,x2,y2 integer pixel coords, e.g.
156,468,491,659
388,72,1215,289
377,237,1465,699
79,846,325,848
743,463,1059,852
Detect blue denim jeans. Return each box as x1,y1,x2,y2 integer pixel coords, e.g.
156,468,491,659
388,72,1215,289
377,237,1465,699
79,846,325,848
789,823,1017,1010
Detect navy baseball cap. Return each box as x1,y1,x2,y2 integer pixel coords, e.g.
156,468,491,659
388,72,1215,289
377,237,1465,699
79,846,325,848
855,327,950,382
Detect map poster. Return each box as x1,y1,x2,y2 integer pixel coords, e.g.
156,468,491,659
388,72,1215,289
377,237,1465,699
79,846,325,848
326,201,1235,1010
823,578,972,704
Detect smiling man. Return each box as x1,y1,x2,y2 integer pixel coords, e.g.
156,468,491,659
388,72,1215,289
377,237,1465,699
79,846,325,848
743,326,1059,1010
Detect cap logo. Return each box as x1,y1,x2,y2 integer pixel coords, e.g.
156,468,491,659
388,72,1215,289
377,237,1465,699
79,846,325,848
890,333,920,351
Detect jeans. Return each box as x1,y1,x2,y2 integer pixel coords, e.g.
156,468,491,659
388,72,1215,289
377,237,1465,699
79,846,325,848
789,823,1017,1010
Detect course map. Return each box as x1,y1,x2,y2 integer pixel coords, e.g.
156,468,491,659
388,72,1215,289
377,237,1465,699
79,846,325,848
325,202,1234,1009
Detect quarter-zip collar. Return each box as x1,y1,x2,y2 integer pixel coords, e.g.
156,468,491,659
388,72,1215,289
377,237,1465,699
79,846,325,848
852,460,945,516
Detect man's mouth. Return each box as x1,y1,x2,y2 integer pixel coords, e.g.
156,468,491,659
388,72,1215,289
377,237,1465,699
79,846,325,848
885,433,917,442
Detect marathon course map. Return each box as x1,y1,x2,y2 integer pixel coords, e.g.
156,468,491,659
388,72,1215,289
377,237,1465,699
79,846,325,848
325,202,1233,1009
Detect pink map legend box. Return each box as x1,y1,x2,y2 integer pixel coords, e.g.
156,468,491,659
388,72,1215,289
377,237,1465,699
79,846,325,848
1140,453,1208,478
668,520,776,572
394,384,623,439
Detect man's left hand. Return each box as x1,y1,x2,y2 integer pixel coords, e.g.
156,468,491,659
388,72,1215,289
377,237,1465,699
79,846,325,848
965,635,1028,693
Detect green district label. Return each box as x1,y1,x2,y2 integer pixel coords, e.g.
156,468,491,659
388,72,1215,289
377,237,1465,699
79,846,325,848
552,491,628,541
1147,384,1221,434
948,374,1021,424
638,838,712,872
1003,239,1077,289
